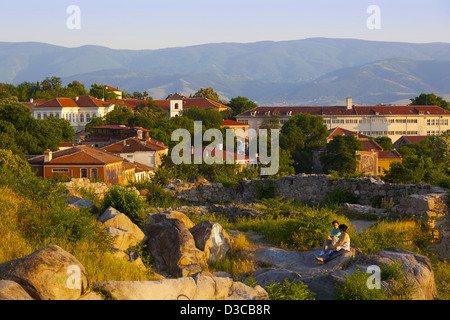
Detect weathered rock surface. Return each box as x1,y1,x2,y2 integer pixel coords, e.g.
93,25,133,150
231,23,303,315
145,212,206,277
348,247,438,300
98,206,147,251
91,274,267,300
189,220,232,264
252,246,438,300
0,245,89,300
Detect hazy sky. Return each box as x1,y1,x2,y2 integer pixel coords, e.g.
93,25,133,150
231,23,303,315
0,0,449,50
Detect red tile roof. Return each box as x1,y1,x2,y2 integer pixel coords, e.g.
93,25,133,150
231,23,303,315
237,105,450,117
33,95,114,108
328,127,371,140
27,145,124,165
222,120,250,127
152,97,230,111
378,150,402,159
101,137,168,153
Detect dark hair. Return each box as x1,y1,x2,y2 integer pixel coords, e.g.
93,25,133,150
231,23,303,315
339,224,348,232
332,220,339,225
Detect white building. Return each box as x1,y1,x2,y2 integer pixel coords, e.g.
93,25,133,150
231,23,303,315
235,98,450,141
31,95,116,132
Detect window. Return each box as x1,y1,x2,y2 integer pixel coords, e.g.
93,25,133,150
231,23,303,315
81,168,88,178
80,113,84,123
37,113,41,120
91,168,98,180
174,103,179,110
52,168,69,173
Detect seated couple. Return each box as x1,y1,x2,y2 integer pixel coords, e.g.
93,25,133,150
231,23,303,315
316,221,350,264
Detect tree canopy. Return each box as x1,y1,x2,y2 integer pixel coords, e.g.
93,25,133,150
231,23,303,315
410,93,449,110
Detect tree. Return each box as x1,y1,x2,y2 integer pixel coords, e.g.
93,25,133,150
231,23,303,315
182,106,223,130
280,113,328,173
66,80,88,97
89,84,118,100
192,87,221,103
410,93,449,110
226,96,258,116
371,137,393,151
320,135,363,175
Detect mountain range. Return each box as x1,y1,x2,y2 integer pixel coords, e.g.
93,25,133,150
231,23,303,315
1,38,450,106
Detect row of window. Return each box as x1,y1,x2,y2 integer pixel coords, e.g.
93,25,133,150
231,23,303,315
359,131,419,136
323,118,421,124
35,112,98,122
427,119,449,126
52,168,98,179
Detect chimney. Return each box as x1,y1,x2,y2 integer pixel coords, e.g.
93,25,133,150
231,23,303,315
346,97,353,110
30,98,34,103
44,149,52,163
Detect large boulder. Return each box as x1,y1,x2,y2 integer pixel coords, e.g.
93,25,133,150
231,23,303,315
0,245,89,300
90,274,267,300
145,212,206,277
349,247,438,300
189,220,232,264
98,207,147,250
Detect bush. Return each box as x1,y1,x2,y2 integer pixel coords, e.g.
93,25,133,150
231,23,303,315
266,279,315,300
334,268,388,300
321,188,359,206
102,185,146,224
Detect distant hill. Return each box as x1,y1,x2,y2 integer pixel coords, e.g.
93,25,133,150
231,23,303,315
1,38,450,105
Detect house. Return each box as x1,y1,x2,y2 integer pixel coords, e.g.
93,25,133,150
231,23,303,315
191,146,255,171
105,85,123,99
82,125,151,148
313,127,402,176
27,145,125,184
152,93,231,118
100,136,169,169
235,97,450,141
393,135,429,149
30,95,116,132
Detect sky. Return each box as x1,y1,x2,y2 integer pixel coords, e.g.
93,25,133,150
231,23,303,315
0,0,449,50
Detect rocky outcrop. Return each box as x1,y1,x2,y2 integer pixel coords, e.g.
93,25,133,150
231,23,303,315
145,211,232,278
0,246,266,300
348,247,438,300
98,206,147,251
0,245,89,300
251,246,437,300
91,272,267,300
145,212,206,278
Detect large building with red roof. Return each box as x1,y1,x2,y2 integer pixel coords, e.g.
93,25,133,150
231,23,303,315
31,95,116,132
235,97,450,141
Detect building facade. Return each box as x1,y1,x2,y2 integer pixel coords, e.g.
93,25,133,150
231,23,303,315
31,95,116,132
235,98,450,141
27,145,125,184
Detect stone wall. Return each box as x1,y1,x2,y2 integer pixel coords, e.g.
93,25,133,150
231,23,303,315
170,174,447,206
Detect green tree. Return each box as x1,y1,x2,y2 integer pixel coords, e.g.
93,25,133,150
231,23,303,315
372,136,393,151
89,84,118,100
182,106,223,130
192,87,221,103
410,93,450,110
320,135,363,175
226,96,258,116
280,113,328,173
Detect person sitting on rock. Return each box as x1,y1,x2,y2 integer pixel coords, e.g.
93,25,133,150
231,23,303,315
318,220,341,257
316,224,350,264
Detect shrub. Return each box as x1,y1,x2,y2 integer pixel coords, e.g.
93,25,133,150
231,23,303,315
321,188,359,206
266,279,315,300
334,268,388,300
380,260,416,300
101,184,146,224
